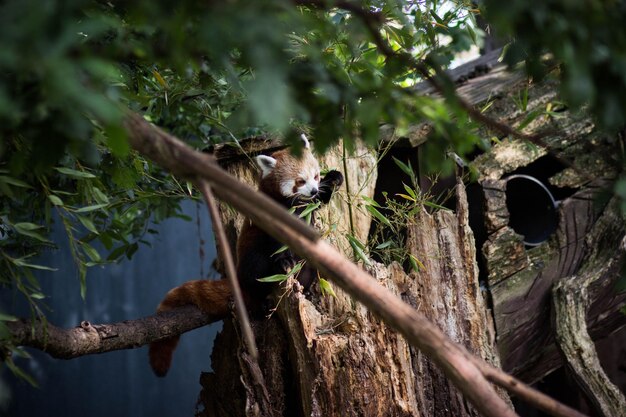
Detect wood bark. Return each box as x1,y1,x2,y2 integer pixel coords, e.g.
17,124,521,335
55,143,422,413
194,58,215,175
5,306,213,359
552,198,626,417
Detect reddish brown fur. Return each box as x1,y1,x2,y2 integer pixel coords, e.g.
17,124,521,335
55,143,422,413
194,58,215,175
148,279,231,376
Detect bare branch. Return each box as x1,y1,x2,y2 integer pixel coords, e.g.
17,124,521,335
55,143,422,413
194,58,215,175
6,306,213,359
196,179,259,360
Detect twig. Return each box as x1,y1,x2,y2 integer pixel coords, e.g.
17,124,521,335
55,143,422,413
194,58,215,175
195,179,259,360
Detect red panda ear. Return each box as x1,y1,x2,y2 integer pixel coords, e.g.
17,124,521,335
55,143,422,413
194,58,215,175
256,155,277,178
300,134,311,149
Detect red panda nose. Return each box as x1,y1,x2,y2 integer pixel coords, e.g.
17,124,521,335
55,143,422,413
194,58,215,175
311,186,319,196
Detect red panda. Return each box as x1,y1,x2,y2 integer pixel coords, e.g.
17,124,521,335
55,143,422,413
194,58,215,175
148,135,343,376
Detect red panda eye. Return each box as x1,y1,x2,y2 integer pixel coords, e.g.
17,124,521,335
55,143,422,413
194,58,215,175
314,174,320,182
295,179,306,187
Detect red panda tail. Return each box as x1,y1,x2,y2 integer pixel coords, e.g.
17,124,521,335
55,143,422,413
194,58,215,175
149,279,232,377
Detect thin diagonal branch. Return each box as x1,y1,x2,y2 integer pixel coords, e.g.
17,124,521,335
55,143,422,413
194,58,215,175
196,179,258,360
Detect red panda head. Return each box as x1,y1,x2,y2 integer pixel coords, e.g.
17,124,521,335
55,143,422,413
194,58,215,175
256,135,321,202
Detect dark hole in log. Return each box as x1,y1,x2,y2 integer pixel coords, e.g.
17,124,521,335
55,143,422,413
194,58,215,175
504,155,577,246
505,175,558,246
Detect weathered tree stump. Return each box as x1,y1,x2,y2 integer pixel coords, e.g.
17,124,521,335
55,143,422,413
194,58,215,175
197,139,508,416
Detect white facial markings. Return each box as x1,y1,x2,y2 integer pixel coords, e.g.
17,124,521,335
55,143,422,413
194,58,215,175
296,168,320,198
278,167,320,199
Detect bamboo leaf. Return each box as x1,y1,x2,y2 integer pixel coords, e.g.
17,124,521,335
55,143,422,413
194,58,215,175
319,278,337,298
0,175,33,189
48,195,64,206
257,274,289,283
5,357,38,387
77,215,98,234
54,167,96,179
74,203,108,213
0,313,17,322
271,245,289,256
13,222,51,243
299,202,321,219
392,157,413,177
347,235,371,266
81,242,101,262
366,205,392,227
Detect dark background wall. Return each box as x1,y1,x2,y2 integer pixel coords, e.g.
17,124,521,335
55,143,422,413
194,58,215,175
1,200,219,417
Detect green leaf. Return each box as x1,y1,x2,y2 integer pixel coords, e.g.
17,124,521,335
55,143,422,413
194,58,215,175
272,245,289,256
74,203,108,213
289,261,303,276
81,242,101,262
408,254,425,272
54,167,96,179
12,222,51,243
299,202,321,219
77,215,98,234
402,184,418,200
0,313,18,322
257,274,289,283
347,235,371,266
5,356,38,387
517,109,543,131
91,187,110,205
107,245,127,261
366,205,392,227
0,175,33,189
360,195,381,207
375,240,394,250
48,195,64,206
319,278,336,298
11,257,57,271
105,123,129,157
0,322,11,340
393,157,414,177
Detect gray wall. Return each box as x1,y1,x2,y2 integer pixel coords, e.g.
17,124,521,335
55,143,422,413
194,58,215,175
2,200,219,417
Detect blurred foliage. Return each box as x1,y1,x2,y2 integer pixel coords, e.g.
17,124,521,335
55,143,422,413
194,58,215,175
0,0,482,321
483,0,626,131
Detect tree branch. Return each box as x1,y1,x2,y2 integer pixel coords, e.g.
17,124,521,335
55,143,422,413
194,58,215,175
196,179,259,360
6,306,213,359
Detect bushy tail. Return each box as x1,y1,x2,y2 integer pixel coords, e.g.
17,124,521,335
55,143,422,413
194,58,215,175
149,279,231,377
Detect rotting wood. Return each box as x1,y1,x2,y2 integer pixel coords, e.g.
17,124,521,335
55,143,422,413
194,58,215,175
552,197,626,417
554,276,626,417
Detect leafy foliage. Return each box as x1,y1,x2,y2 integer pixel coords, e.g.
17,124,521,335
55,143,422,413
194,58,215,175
483,0,626,130
364,157,447,271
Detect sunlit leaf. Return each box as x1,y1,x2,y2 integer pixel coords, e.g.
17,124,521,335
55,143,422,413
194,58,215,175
54,167,96,179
